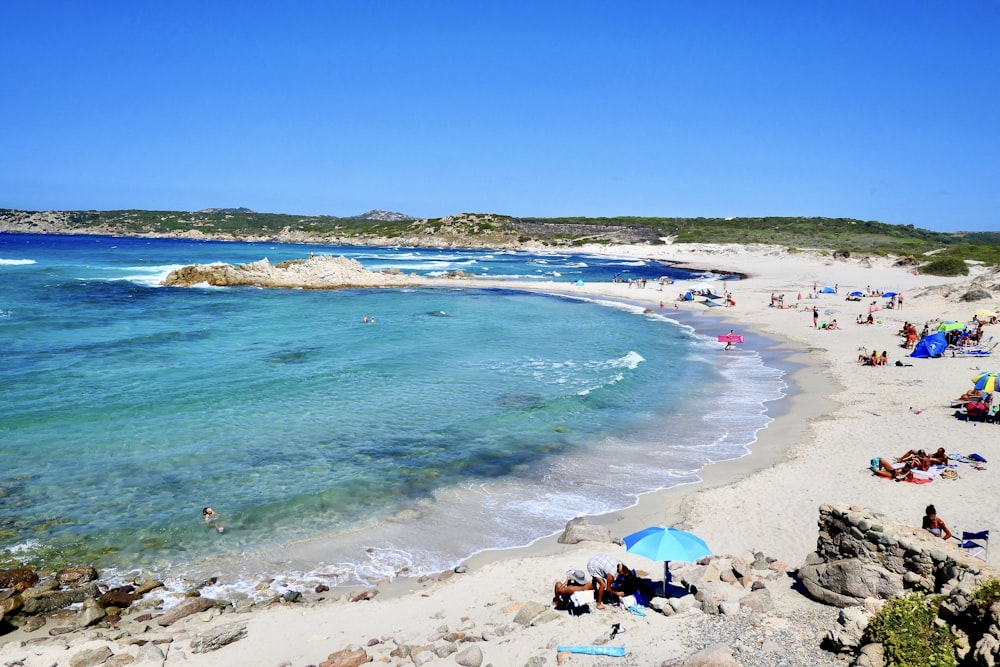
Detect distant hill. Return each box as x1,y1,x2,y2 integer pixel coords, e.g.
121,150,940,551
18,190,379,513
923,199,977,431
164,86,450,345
353,209,418,222
198,207,255,214
1,208,999,273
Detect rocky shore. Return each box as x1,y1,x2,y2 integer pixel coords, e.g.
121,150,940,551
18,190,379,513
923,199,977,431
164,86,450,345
161,255,439,290
3,506,997,666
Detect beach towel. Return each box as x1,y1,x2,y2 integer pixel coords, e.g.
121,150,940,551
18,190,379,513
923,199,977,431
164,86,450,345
557,646,627,657
911,467,943,480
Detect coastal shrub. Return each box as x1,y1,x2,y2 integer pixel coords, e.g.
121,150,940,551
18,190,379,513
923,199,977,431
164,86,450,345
921,257,968,276
973,576,1000,608
863,594,956,667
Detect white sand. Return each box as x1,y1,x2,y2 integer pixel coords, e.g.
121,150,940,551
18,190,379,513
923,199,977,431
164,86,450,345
5,243,997,666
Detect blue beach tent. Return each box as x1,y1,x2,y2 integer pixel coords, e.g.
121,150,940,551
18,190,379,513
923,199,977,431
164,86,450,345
910,332,948,359
820,286,836,294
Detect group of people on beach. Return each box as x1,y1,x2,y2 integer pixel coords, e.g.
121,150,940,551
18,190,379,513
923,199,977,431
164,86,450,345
870,447,948,481
552,555,653,611
858,348,889,366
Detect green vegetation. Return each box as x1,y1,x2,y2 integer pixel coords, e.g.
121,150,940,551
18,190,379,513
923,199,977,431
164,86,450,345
863,594,956,667
921,257,969,277
973,576,1000,609
4,209,1000,273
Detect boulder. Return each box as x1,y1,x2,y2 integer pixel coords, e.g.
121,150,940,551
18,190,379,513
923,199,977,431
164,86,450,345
21,582,100,614
320,646,372,667
455,644,484,667
682,642,739,666
56,566,99,585
156,597,220,626
513,601,548,625
98,585,141,609
68,646,113,667
190,621,248,653
76,598,107,627
0,566,39,589
798,559,903,607
556,517,612,544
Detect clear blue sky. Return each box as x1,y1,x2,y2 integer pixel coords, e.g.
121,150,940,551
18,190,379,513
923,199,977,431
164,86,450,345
3,2,998,231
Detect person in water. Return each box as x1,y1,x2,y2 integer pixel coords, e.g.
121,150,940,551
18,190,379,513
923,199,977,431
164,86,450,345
202,507,224,534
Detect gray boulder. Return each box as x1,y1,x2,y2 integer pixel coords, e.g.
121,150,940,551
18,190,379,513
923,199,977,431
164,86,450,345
557,517,612,544
190,621,248,653
455,644,484,667
682,642,739,666
798,559,903,607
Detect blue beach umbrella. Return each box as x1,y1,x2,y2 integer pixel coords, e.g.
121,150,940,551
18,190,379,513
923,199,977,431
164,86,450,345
623,526,712,594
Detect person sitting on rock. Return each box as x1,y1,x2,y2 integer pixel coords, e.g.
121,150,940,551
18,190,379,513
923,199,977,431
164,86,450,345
922,505,952,540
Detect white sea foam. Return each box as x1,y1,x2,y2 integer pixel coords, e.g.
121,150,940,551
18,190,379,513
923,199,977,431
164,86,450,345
0,258,36,265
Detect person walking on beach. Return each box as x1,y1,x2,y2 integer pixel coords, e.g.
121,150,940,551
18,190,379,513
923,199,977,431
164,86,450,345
812,306,819,328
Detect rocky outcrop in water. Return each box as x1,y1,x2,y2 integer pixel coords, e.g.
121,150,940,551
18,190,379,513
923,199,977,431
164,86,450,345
162,254,432,289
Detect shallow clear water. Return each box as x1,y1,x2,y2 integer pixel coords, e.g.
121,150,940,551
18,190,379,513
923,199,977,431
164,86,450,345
0,233,782,593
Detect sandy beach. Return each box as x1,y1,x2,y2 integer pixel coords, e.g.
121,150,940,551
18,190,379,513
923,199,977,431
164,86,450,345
4,242,997,666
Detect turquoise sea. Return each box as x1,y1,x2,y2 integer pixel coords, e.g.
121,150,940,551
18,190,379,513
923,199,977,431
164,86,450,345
0,233,784,596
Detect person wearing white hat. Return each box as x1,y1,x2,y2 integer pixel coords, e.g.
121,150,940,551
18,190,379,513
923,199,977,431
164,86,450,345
552,568,593,607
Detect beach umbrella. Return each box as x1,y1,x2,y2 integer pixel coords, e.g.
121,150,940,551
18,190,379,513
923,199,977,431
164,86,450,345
883,292,898,298
974,309,997,320
938,321,965,332
848,291,863,297
972,371,1000,392
623,526,712,595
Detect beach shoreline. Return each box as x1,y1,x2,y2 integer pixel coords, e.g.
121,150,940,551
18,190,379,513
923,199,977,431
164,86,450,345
4,241,996,666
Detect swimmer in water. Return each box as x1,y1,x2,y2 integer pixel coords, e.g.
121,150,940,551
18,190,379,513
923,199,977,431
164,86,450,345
202,507,224,533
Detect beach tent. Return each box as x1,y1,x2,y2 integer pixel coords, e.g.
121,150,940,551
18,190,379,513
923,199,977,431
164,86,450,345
910,332,948,359
848,291,863,297
575,279,584,286
883,292,898,298
682,292,695,301
820,286,836,294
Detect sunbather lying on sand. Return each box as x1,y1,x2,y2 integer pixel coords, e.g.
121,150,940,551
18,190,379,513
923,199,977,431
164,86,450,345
898,447,947,466
870,458,912,480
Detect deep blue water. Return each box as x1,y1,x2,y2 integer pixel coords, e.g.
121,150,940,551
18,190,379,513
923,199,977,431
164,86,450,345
0,233,781,595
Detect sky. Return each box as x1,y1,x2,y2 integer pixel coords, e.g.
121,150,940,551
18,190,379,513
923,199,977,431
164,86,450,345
2,2,998,231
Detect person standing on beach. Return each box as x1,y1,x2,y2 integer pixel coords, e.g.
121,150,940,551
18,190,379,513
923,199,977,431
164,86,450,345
812,306,819,328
